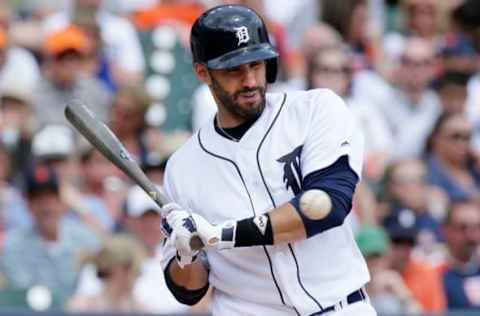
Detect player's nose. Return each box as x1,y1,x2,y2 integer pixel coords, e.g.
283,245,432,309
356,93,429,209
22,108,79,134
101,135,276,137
242,67,258,88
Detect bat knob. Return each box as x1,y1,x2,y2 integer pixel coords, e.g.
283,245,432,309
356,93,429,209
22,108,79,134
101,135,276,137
190,236,204,251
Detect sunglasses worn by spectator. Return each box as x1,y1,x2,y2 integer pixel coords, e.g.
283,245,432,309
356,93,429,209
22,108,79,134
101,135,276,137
444,131,472,142
314,65,350,75
401,56,433,67
450,222,480,233
392,175,426,185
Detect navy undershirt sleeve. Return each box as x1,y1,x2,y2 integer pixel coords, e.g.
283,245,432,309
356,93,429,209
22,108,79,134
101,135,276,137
290,155,359,237
163,257,210,305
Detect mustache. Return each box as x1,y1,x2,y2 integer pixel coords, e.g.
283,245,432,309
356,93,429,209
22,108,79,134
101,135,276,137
234,87,263,98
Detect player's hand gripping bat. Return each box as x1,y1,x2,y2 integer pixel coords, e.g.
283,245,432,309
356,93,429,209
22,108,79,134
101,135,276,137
65,100,204,250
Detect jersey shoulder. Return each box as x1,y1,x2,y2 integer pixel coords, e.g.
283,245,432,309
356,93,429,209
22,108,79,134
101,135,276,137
273,88,351,122
286,88,346,108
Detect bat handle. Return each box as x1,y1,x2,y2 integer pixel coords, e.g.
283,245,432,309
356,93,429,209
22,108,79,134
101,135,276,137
190,235,205,251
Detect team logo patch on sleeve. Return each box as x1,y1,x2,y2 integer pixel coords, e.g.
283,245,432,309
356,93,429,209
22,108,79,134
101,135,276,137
277,145,303,195
253,215,268,236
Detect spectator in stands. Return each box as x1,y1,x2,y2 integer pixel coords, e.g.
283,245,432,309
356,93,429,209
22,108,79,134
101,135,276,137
33,25,112,126
141,130,191,186
321,0,381,71
287,22,342,85
424,113,480,202
435,72,470,115
0,164,99,308
386,224,446,312
43,0,145,84
74,15,117,92
380,36,441,159
451,0,480,48
306,45,393,180
68,234,147,313
0,3,40,94
0,142,30,248
122,185,194,313
442,201,480,310
383,0,445,65
109,85,150,163
441,33,477,76
382,159,445,242
356,225,421,315
78,146,126,232
31,125,79,186
402,0,445,42
75,185,196,314
31,125,109,234
0,76,38,177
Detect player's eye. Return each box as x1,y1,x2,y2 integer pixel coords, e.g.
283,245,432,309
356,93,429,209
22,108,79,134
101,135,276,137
250,61,262,68
226,66,241,73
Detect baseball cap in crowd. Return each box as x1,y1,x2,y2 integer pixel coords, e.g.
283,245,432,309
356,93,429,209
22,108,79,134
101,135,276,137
383,208,418,244
24,164,59,195
387,225,418,245
125,185,162,217
32,125,75,161
0,76,33,105
355,225,390,257
42,25,91,56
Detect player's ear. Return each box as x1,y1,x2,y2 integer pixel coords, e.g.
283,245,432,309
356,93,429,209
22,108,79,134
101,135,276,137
193,63,211,84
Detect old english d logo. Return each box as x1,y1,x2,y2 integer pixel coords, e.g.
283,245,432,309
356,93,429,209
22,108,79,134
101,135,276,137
277,145,303,195
234,26,250,46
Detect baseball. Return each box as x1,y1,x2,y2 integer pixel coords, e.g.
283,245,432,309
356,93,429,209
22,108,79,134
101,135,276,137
300,189,332,220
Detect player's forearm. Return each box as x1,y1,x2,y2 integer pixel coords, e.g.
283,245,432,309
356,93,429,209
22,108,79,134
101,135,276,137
208,188,344,248
269,202,307,244
238,191,330,245
168,257,209,290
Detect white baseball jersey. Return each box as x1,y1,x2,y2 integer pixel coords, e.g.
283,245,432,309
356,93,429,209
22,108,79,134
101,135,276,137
161,89,370,316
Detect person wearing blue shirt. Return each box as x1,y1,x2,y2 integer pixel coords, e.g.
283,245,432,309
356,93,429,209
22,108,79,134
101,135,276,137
442,201,480,310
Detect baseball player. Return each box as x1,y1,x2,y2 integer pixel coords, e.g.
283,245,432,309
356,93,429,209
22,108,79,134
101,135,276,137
160,4,376,316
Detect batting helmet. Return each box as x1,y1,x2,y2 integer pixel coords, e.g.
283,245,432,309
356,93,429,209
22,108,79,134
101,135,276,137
190,5,279,83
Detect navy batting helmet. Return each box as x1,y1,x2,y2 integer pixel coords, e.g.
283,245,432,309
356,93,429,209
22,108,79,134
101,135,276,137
190,5,279,83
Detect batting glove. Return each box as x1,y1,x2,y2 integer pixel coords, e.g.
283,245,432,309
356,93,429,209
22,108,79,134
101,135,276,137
164,208,200,268
160,202,185,237
190,213,236,250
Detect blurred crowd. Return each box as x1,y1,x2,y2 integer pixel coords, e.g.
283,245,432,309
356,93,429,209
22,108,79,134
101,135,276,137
0,0,479,314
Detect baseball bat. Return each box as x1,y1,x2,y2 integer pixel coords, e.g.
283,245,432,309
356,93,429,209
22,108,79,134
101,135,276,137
65,100,204,250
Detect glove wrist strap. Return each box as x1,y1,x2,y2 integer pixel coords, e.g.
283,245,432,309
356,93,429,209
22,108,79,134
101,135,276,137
234,213,274,247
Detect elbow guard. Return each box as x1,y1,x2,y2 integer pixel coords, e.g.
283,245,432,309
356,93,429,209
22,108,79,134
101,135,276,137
291,189,349,238
290,155,358,238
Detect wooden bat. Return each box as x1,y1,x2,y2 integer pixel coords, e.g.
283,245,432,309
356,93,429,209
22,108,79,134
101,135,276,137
65,100,204,250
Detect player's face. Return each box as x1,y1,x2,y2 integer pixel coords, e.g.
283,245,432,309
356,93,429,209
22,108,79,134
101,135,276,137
208,61,267,123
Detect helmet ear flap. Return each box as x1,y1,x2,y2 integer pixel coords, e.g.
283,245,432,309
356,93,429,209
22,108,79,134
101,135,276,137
266,58,278,83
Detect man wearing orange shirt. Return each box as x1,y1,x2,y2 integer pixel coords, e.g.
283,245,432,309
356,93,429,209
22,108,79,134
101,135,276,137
387,225,446,312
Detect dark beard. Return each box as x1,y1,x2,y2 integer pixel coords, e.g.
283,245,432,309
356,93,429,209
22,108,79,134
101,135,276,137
210,74,266,122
